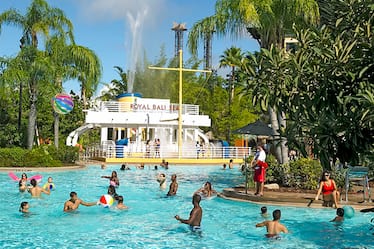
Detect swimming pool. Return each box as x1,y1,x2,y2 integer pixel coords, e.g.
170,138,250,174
0,165,372,248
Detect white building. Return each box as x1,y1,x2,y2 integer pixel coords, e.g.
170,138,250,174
67,93,212,158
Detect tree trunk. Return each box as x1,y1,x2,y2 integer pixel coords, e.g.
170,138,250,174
81,85,87,108
278,111,289,164
27,82,37,149
54,111,59,148
269,106,282,163
18,81,23,131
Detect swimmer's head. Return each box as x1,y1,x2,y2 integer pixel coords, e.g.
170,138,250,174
117,195,124,204
108,185,117,195
19,201,29,212
30,178,37,187
337,208,344,217
261,206,267,214
171,174,177,181
101,163,106,169
204,182,212,191
47,177,53,183
192,194,201,204
272,209,281,220
21,173,27,179
70,191,77,199
111,171,117,177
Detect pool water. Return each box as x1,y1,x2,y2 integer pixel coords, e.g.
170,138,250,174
0,165,373,249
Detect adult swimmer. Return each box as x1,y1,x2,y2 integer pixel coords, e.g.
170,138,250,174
256,209,288,238
167,174,178,196
194,181,217,198
28,179,50,197
63,192,96,212
175,194,203,232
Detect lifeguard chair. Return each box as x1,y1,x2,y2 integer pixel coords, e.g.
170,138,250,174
344,166,371,202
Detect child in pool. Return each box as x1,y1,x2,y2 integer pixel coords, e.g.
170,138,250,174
261,206,269,218
18,173,28,192
101,171,120,187
157,173,167,190
107,185,119,200
116,196,128,210
43,177,55,190
331,208,344,222
19,201,29,213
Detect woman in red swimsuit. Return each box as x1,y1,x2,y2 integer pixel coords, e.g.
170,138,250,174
315,171,340,208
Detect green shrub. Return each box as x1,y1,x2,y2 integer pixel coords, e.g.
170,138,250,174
25,147,61,167
54,145,79,164
0,147,27,166
288,158,323,190
331,168,348,189
0,145,79,167
263,154,278,183
244,156,324,190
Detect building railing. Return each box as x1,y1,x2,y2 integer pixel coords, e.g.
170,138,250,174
80,144,252,161
93,101,200,115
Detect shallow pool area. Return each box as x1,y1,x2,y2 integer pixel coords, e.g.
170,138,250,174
1,165,373,249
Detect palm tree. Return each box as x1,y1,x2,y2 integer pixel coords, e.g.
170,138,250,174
0,0,74,149
46,36,102,147
188,0,320,164
219,47,243,143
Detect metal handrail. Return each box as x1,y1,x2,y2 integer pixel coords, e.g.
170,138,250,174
80,144,252,160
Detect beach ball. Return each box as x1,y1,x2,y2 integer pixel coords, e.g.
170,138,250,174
52,93,74,114
99,194,114,208
343,205,355,219
43,183,55,190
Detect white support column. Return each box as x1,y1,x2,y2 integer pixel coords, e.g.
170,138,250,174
101,127,108,144
136,127,142,151
117,128,122,140
169,128,173,144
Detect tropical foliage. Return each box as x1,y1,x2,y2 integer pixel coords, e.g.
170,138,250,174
239,0,374,168
188,0,320,164
0,0,101,150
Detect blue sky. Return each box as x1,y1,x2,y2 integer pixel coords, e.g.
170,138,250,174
0,0,259,96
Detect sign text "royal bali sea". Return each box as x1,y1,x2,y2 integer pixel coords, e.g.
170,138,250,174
130,103,179,111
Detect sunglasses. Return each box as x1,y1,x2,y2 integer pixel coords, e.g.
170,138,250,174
324,174,330,176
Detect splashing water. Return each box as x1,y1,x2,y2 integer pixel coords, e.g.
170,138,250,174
125,7,148,93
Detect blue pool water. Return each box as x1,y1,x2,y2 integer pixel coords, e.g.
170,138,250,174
0,165,373,249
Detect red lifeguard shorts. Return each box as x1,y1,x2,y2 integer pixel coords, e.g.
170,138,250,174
253,161,268,182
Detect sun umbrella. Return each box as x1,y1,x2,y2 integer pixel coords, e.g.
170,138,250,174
233,120,274,136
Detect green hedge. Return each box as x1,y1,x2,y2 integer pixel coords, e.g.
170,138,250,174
244,156,324,190
0,145,79,167
266,157,323,190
